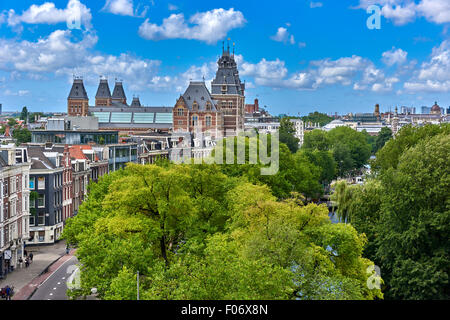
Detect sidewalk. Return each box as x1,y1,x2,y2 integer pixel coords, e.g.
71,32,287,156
0,240,68,297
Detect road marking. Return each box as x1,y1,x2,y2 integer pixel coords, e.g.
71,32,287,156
57,282,61,285
53,287,57,290
37,256,76,288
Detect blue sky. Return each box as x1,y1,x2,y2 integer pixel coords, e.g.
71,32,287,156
0,0,449,115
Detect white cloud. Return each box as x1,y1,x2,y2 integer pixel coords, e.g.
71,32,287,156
168,4,179,11
270,26,296,45
103,0,134,16
138,8,246,44
404,40,450,92
357,0,450,25
310,2,323,8
382,47,408,66
6,0,92,30
4,89,30,96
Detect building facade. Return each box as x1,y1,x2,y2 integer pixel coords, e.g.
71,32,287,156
211,45,246,136
0,145,31,278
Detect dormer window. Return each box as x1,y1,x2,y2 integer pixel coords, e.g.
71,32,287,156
221,85,227,93
193,101,198,111
206,102,211,111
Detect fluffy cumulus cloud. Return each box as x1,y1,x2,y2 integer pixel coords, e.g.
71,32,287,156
103,0,134,16
382,47,408,66
0,28,222,93
6,0,92,30
102,0,148,17
235,54,396,92
404,40,450,92
357,0,450,25
270,27,295,44
138,8,246,44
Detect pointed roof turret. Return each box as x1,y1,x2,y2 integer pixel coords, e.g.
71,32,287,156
211,42,244,96
95,78,111,99
131,96,141,107
112,80,127,105
68,77,88,100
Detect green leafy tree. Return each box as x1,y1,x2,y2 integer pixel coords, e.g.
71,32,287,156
301,112,333,127
303,129,331,151
7,118,18,127
374,127,392,154
12,127,31,145
20,107,29,122
332,129,449,300
375,133,449,299
64,163,382,300
279,118,300,153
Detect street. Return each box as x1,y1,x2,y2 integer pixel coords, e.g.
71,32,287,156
30,256,79,300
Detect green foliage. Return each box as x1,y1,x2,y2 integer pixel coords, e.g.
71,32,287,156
20,107,28,122
372,123,450,172
374,127,392,154
7,118,18,127
332,127,450,299
279,118,300,153
64,163,382,300
301,112,333,127
303,127,372,178
12,127,31,145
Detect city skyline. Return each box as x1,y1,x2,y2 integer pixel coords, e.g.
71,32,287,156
0,0,449,115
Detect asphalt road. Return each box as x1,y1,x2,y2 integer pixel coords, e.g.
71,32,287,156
30,256,79,300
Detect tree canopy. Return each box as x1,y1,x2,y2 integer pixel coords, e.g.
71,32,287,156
332,125,450,299
63,162,382,300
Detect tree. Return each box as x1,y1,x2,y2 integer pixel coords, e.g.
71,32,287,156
374,127,392,154
64,163,383,300
303,129,331,151
7,118,18,127
332,129,450,300
301,112,333,127
279,118,300,153
332,142,354,178
20,107,29,122
12,127,31,145
372,123,450,172
375,133,449,299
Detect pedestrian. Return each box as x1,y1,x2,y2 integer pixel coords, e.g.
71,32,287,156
25,257,29,268
18,257,23,268
5,285,11,300
66,246,70,255
29,252,33,262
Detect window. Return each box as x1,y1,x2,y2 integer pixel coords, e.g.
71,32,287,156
228,102,233,108
38,194,45,208
38,230,45,242
192,116,198,126
192,102,198,111
38,177,45,189
30,197,35,209
29,215,35,226
178,120,183,125
206,102,212,111
38,213,45,226
206,116,212,127
177,108,184,116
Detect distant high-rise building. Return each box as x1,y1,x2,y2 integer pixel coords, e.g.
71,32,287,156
0,103,2,115
421,106,431,114
401,106,416,115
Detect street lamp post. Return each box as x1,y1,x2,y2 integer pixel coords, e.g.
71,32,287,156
137,270,139,301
